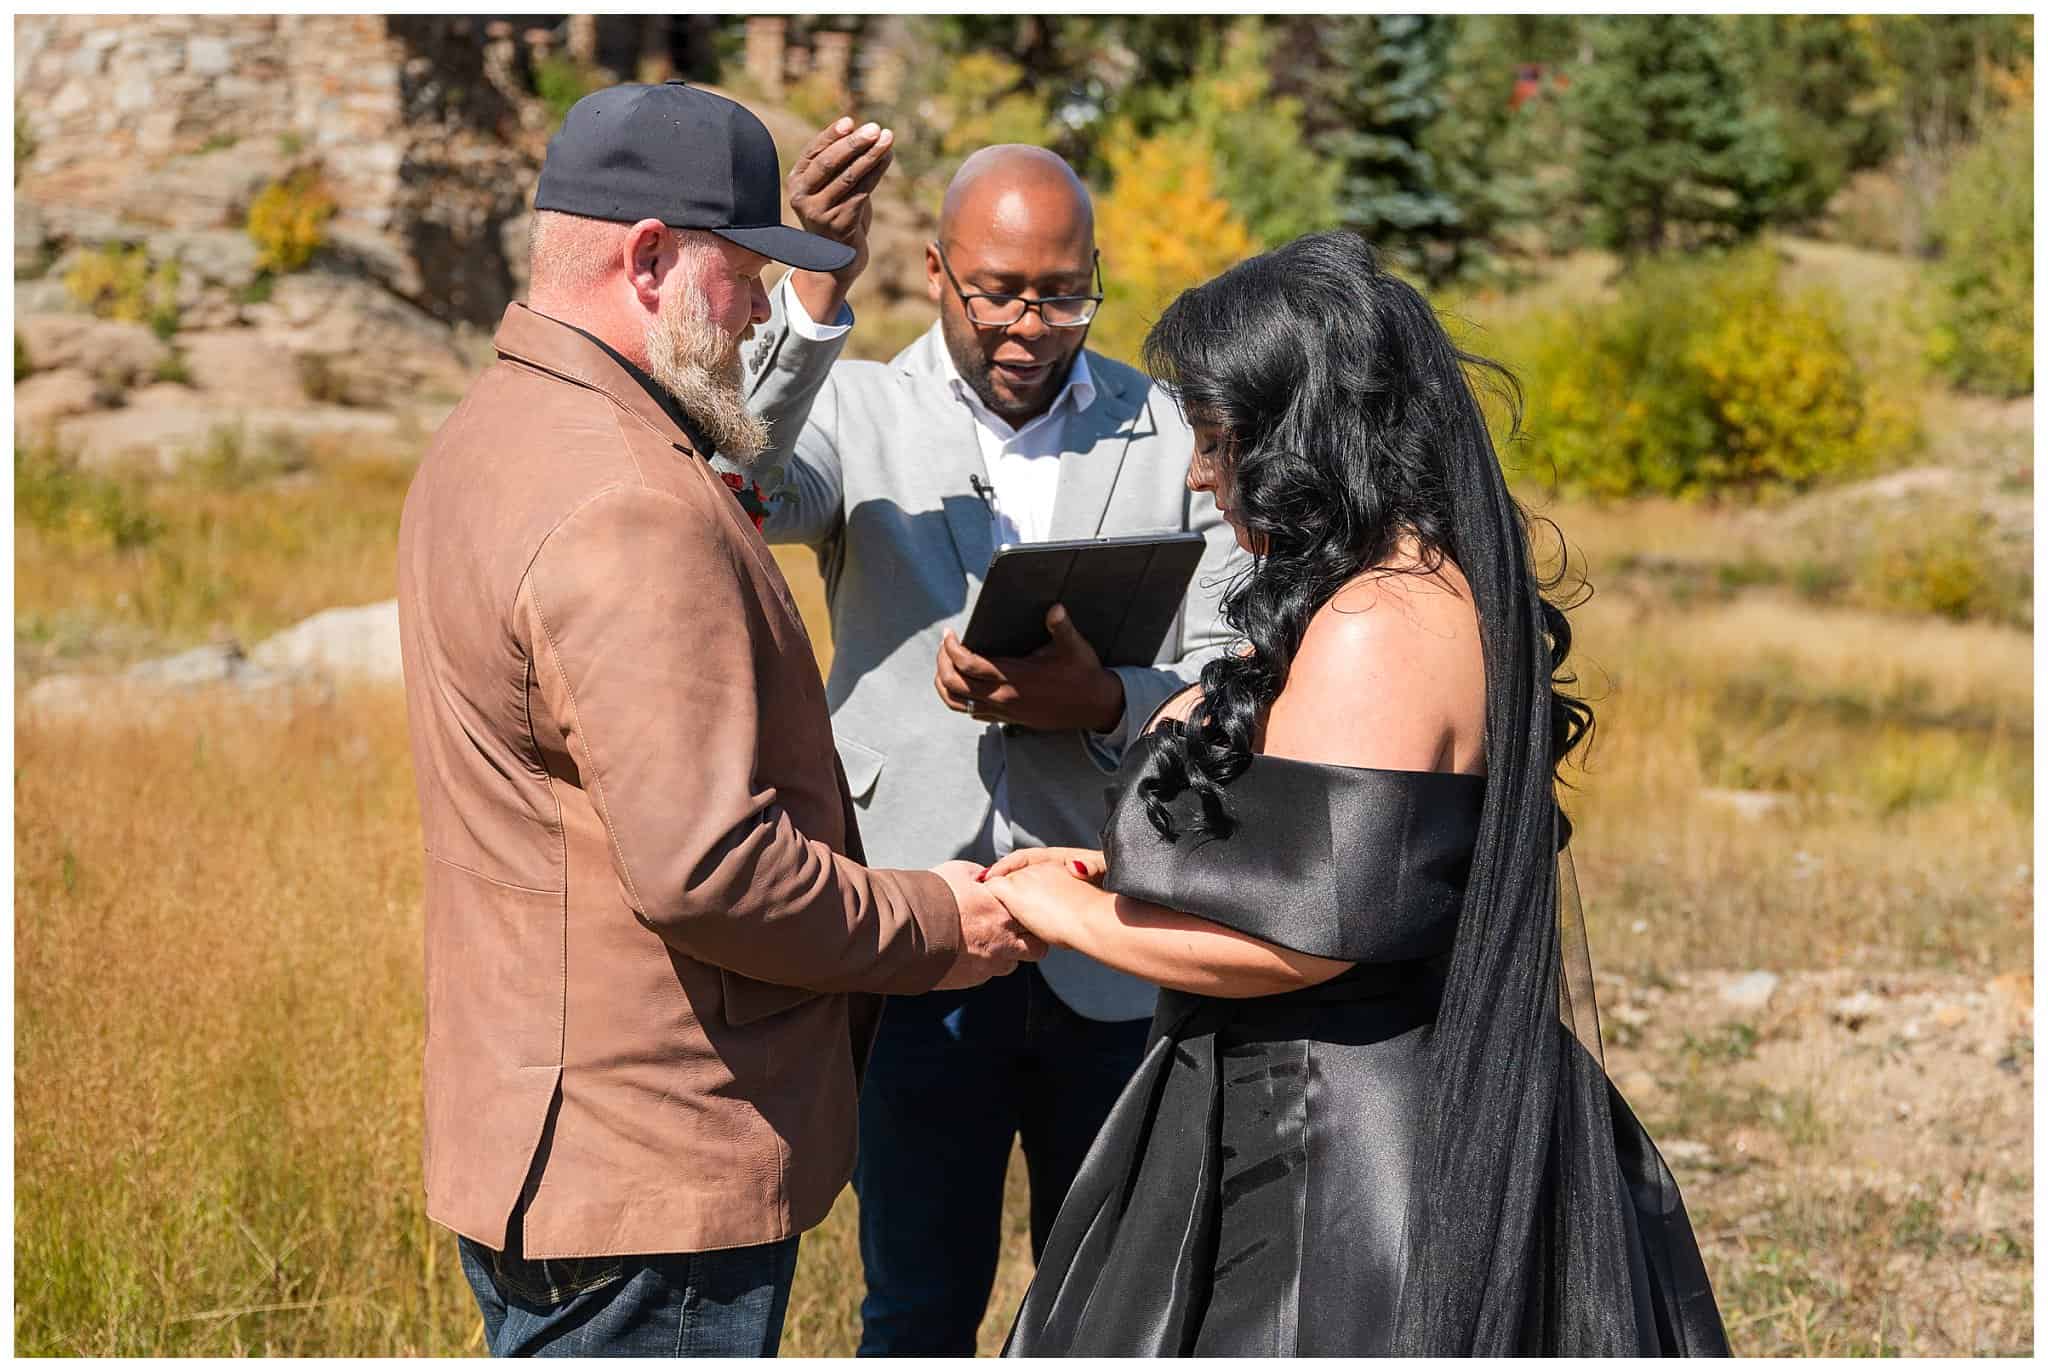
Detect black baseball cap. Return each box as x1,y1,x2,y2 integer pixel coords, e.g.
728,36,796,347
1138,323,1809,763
534,80,855,274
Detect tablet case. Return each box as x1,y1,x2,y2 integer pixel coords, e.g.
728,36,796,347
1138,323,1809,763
962,531,1208,666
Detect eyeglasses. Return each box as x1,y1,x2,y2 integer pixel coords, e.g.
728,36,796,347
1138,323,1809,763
933,243,1105,329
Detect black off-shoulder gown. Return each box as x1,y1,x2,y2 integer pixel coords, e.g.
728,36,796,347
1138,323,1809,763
1003,734,1728,1357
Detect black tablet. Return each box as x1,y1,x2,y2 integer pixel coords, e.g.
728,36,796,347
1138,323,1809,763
961,531,1208,666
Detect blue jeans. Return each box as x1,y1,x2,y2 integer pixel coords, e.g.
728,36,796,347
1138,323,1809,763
457,1212,799,1357
853,963,1152,1356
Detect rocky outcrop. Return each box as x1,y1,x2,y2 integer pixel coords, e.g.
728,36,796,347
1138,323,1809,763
17,315,172,388
248,600,402,682
16,14,540,333
23,599,402,719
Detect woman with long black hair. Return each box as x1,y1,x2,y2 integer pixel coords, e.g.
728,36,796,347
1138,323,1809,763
982,231,1728,1356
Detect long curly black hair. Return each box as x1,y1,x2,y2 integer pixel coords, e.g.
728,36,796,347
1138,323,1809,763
1134,230,1591,840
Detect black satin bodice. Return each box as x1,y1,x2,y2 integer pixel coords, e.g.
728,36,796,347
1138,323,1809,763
1103,730,1484,962
1004,734,1728,1358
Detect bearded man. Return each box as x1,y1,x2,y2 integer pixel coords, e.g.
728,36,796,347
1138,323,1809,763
396,82,1039,1358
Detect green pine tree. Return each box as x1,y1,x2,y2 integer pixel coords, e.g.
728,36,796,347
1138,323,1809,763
1571,15,1790,259
1423,15,1585,280
1275,15,1462,281
1723,15,1895,224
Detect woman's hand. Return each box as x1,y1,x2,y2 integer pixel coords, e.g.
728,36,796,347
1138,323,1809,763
980,862,1105,949
980,846,1106,883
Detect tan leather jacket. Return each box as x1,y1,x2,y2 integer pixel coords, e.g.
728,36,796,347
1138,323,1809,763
397,303,961,1259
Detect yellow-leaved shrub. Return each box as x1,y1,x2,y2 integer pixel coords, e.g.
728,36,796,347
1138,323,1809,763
63,245,181,339
1090,125,1258,366
246,170,336,274
1517,247,1916,499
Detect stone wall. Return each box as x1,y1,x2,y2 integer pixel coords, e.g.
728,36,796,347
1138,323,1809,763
15,15,408,231
15,15,541,328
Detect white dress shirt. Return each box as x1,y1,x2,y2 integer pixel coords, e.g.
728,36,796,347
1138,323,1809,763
785,288,1110,860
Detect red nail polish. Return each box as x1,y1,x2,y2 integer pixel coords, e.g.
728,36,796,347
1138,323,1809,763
1070,860,1087,876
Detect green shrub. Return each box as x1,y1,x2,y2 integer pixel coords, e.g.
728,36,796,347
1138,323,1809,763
1517,246,1915,498
930,52,1057,162
533,55,602,131
62,246,181,338
14,441,162,552
1925,111,2033,397
780,72,850,133
1861,510,2030,625
245,171,335,274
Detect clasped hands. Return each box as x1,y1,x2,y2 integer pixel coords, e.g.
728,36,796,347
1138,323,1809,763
929,847,1107,990
935,604,1125,734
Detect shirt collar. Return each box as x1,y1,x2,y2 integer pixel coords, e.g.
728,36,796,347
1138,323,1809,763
942,346,1096,435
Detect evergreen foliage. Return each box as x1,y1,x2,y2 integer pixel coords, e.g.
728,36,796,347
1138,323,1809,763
1274,16,1461,280
1925,110,2034,396
1723,15,1895,224
1570,16,1789,258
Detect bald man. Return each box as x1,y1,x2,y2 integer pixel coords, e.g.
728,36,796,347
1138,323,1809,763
742,145,1247,1353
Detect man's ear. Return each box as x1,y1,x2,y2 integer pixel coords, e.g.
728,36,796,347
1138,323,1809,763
924,241,944,306
625,219,671,311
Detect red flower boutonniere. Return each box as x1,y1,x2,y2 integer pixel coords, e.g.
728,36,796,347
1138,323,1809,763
711,458,793,532
719,470,772,532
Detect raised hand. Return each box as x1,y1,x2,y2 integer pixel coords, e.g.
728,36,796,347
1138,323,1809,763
786,116,895,323
934,604,1125,734
930,859,1046,990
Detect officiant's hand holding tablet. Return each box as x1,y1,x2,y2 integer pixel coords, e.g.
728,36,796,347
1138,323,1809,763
935,532,1207,733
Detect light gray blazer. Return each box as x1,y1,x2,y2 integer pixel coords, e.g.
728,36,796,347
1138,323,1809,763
741,277,1247,1021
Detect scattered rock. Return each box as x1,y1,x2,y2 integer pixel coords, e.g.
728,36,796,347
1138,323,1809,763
177,329,309,408
1663,1139,1715,1168
54,402,408,473
13,368,106,433
1617,1069,1658,1101
13,279,78,316
31,202,132,248
126,641,287,689
24,641,307,719
148,228,263,290
16,198,51,274
249,601,401,682
1698,787,1793,821
1608,1001,1650,1029
147,228,265,328
1932,1004,1970,1031
1830,990,1882,1031
127,145,290,232
1719,970,1782,1013
17,313,172,389
245,269,472,407
123,382,200,410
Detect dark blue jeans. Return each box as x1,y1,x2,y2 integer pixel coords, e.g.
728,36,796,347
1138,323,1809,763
457,1213,799,1357
853,963,1152,1356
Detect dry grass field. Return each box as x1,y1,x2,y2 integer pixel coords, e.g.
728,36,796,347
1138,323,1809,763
14,246,2031,1356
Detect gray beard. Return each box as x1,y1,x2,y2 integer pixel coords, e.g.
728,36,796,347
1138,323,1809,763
647,286,770,463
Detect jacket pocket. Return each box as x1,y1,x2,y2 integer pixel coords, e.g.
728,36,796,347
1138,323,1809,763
721,966,824,1027
835,734,885,803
